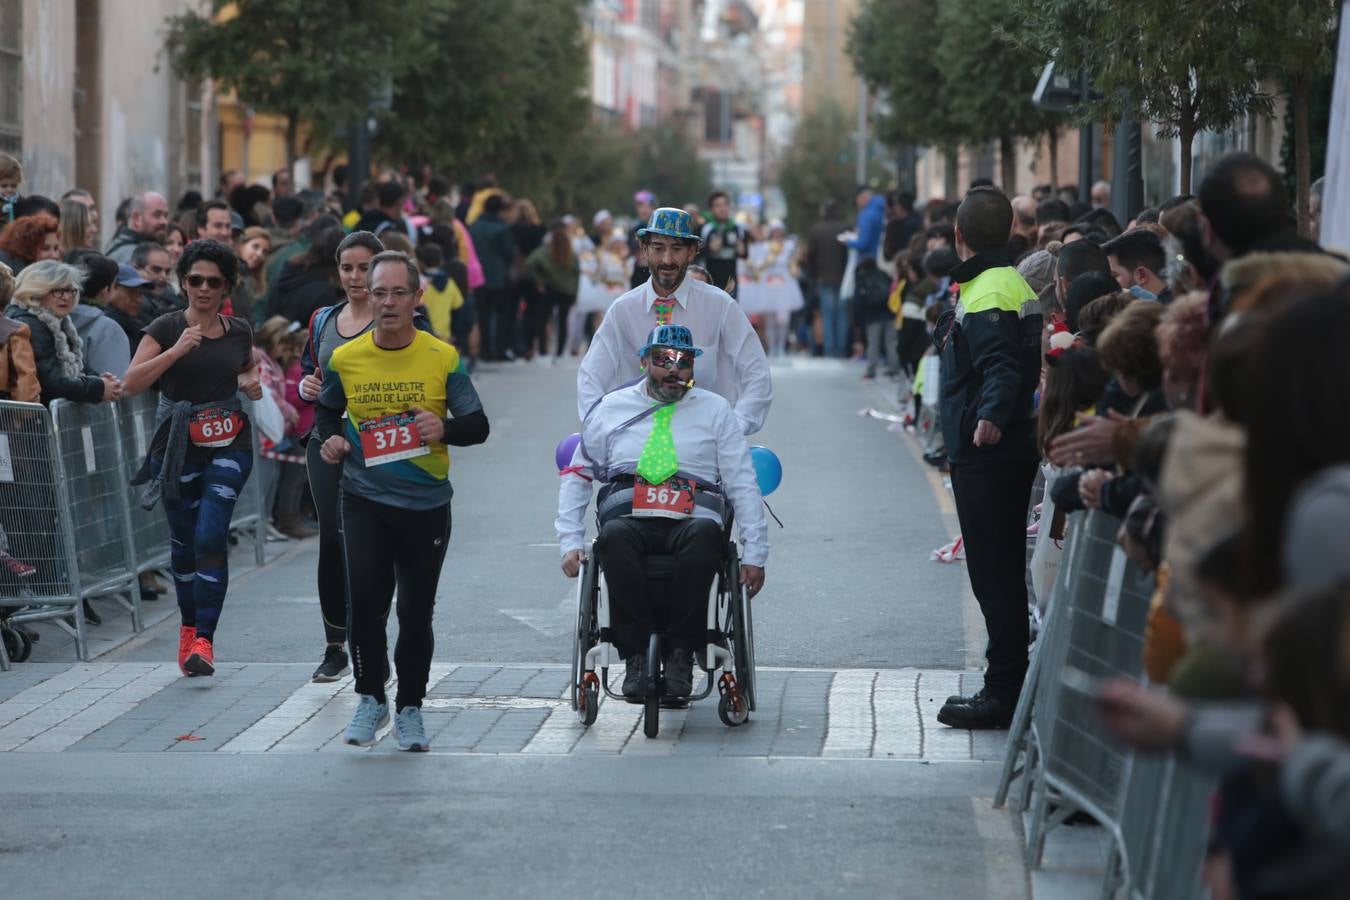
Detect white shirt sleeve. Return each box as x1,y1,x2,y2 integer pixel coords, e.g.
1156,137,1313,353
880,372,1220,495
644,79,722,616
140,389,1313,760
713,404,769,567
718,303,774,435
555,443,594,557
576,313,628,422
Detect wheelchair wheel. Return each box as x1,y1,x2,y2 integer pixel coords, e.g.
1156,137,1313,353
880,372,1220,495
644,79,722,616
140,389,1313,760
728,559,756,711
643,692,659,738
718,689,749,726
642,633,661,738
578,681,599,727
571,555,598,712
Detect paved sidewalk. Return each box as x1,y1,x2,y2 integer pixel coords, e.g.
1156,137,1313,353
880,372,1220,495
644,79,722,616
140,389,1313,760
0,660,1009,759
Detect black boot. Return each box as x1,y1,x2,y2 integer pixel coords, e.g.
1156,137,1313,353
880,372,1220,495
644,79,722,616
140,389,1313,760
936,691,1014,729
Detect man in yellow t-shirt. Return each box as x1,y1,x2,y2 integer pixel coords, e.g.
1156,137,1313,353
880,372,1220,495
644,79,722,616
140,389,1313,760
315,251,489,751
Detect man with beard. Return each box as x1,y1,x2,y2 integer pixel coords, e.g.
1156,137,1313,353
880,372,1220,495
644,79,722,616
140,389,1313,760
577,207,771,436
558,324,767,698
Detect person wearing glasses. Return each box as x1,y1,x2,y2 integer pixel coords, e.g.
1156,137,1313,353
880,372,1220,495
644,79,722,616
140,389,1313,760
314,251,489,751
577,207,771,437
124,240,263,678
557,324,767,699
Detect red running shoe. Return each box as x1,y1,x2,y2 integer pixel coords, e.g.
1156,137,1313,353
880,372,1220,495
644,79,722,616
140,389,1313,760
178,626,196,674
184,636,215,677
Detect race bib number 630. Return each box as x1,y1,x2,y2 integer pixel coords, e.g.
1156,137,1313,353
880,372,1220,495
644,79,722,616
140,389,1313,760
358,411,430,467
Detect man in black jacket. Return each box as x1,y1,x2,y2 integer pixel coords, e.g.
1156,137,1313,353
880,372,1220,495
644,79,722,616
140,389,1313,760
934,187,1042,730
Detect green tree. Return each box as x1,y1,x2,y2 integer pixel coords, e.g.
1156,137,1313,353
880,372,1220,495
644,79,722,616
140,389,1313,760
374,0,591,209
630,126,714,212
847,0,956,152
1007,0,1271,193
936,0,1062,190
777,106,887,232
163,0,428,163
1246,0,1338,235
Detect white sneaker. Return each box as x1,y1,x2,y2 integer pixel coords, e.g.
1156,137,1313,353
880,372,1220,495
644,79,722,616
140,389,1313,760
266,524,290,542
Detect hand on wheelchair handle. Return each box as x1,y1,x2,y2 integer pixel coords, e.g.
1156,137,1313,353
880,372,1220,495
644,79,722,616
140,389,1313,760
741,564,765,598
561,549,586,578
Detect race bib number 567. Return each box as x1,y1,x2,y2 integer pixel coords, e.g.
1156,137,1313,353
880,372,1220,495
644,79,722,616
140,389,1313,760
358,411,429,467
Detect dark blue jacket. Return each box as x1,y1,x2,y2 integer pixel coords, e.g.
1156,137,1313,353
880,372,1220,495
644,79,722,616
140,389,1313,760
935,250,1042,464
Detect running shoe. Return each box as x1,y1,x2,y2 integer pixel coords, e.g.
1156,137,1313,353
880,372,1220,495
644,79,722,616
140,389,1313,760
395,706,430,752
183,636,215,677
178,625,196,674
344,695,390,746
312,645,350,683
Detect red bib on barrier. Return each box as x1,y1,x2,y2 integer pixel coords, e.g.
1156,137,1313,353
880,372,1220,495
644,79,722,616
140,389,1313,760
188,408,243,448
631,475,695,519
358,411,429,467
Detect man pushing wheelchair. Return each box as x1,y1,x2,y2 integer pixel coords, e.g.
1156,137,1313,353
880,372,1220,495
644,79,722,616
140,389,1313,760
557,323,767,701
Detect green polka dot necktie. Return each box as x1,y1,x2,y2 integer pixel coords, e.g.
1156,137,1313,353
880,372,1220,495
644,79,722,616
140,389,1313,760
636,404,678,483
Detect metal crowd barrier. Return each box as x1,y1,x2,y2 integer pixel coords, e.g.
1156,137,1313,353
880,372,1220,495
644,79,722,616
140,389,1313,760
0,394,269,669
995,510,1215,899
116,394,172,575
0,400,89,664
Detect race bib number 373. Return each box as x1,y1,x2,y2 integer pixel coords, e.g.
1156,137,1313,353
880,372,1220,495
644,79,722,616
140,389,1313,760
358,411,429,467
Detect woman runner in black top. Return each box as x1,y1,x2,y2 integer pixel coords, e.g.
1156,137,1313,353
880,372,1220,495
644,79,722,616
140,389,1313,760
124,240,262,676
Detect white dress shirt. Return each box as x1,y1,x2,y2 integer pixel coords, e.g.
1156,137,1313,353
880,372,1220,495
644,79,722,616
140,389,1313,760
556,381,769,567
576,275,773,434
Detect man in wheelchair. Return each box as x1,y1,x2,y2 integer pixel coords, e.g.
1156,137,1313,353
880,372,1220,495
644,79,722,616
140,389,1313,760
557,324,767,699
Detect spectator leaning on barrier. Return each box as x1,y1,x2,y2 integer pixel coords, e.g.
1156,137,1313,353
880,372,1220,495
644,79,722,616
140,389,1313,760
933,186,1042,730
4,260,123,406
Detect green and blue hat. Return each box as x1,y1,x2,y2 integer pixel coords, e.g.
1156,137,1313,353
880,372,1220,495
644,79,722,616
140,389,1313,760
638,324,703,359
636,207,700,242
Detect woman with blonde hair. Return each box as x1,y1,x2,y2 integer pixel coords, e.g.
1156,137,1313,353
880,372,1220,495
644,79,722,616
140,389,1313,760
3,260,122,405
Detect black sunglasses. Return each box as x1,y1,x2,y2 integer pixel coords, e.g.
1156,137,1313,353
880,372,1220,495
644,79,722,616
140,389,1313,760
185,274,226,289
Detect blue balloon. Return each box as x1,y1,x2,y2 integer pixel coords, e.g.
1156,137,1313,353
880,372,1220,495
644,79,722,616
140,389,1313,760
556,433,581,471
749,445,782,496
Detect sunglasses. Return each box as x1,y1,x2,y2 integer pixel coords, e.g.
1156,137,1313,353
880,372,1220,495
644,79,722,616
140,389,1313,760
185,274,226,290
648,350,695,370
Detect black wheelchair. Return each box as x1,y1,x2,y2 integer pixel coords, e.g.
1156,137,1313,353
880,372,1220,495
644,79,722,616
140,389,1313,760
570,514,756,738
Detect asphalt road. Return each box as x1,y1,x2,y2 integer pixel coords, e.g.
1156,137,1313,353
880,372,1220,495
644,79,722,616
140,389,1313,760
108,356,972,672
1,355,1025,899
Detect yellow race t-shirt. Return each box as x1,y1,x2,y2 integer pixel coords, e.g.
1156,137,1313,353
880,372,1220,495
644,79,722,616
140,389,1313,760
320,330,481,509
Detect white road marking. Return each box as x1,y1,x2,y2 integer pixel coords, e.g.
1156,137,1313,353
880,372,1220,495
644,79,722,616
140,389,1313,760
822,670,877,757
0,664,181,752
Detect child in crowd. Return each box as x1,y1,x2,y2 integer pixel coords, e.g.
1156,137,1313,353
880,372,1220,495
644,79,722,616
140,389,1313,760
414,241,462,344
0,153,21,226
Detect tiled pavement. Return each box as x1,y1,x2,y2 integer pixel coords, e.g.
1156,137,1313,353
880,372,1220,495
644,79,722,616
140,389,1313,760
0,661,1007,759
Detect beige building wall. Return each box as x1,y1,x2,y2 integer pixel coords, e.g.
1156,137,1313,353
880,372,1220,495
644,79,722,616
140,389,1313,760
801,0,858,120
19,0,77,195
17,0,206,243
97,0,199,225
